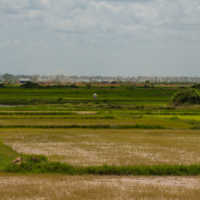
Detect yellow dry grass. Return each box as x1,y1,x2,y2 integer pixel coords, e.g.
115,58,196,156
1,129,200,166
0,174,200,200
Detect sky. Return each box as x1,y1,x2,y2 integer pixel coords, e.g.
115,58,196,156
0,0,200,76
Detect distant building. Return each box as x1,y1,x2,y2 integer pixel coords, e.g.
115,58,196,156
19,78,30,83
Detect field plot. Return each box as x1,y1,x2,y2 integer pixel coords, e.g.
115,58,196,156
0,87,176,106
0,174,200,200
1,129,200,166
0,117,192,129
145,115,200,121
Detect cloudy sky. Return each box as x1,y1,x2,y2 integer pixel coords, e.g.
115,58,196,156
0,0,200,76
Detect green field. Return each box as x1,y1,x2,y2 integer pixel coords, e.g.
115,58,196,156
1,86,200,199
0,87,179,106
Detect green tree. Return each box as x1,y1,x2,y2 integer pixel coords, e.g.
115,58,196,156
145,80,150,84
172,89,200,105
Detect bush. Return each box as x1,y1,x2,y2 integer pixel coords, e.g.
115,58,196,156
57,97,63,101
141,84,150,88
69,84,78,88
110,86,115,89
172,89,200,105
191,83,200,89
0,84,4,88
21,81,40,88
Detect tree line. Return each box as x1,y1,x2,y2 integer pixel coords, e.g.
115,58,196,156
1,73,200,83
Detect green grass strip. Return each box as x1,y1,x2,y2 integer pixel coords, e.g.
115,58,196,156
3,162,200,176
129,112,200,116
0,124,166,129
0,141,20,170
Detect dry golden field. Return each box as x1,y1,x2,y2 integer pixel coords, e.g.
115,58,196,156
1,128,200,166
0,174,200,200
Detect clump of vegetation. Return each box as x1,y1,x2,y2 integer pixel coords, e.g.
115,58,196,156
57,97,63,101
85,82,91,89
21,81,40,88
141,84,154,88
165,106,176,110
170,116,179,120
110,86,115,89
142,84,150,88
4,160,200,175
87,103,93,107
172,89,200,105
0,84,4,88
69,84,78,88
64,103,73,108
191,83,200,89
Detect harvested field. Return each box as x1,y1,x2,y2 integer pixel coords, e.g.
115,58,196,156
1,129,200,166
0,174,200,200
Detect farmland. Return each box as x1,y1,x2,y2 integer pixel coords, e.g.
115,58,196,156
0,86,200,199
0,86,180,106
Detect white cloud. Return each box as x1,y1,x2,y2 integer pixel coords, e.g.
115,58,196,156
1,0,200,41
13,39,20,44
28,0,50,10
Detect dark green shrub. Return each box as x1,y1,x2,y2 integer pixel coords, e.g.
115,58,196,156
191,83,200,89
21,81,40,88
110,86,115,89
0,84,4,88
172,89,200,105
170,116,179,121
57,97,63,101
142,84,149,88
69,84,78,88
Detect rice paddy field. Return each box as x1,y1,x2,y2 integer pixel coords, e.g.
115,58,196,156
0,86,200,199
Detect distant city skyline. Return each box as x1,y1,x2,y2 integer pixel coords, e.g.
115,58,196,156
1,0,200,76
